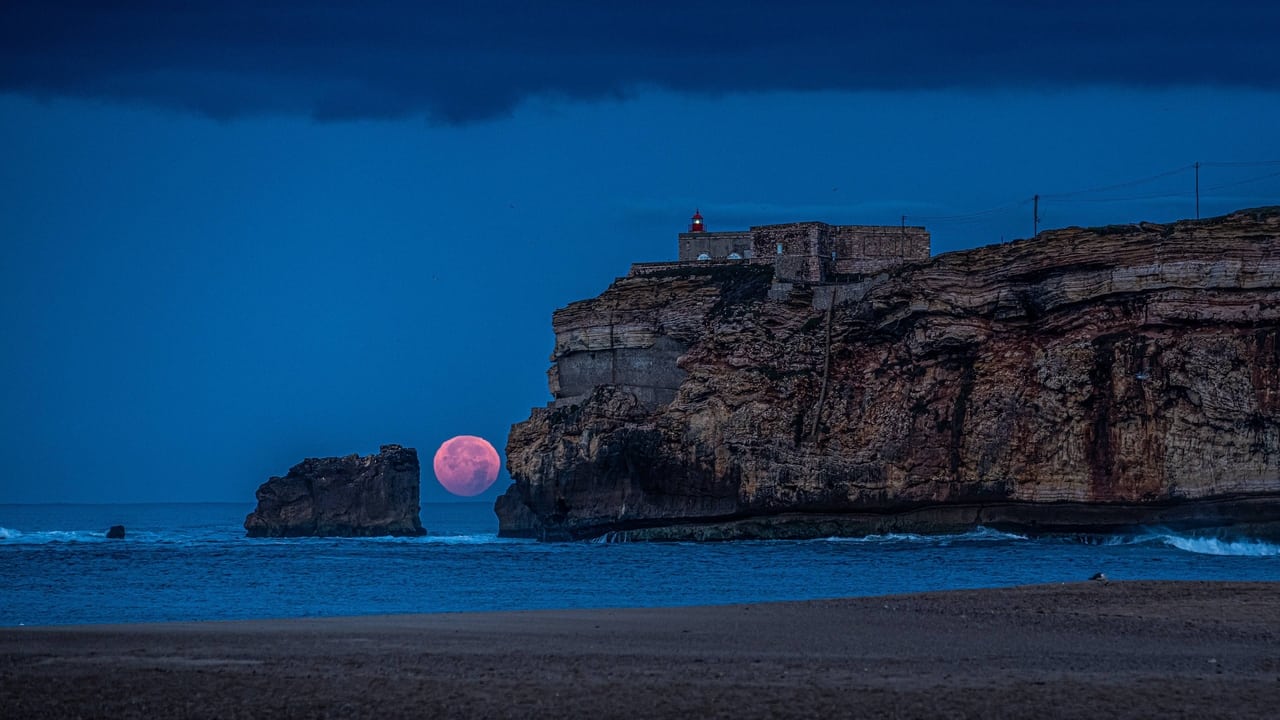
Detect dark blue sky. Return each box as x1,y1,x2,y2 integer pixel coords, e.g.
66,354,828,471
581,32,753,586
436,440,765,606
2,2,1278,504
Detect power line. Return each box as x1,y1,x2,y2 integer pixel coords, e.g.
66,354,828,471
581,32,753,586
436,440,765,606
1049,168,1280,204
1203,168,1280,191
908,198,1031,223
902,160,1279,227
1200,160,1280,168
1040,164,1194,200
1051,189,1195,204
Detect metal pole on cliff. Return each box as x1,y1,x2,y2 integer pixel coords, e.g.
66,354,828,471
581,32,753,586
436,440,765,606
1195,162,1201,219
1033,194,1040,238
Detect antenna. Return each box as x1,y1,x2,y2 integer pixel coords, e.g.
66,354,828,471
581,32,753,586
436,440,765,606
1033,194,1040,237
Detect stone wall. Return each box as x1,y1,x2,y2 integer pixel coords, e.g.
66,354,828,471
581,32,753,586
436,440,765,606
831,225,930,275
751,223,827,260
631,258,772,277
750,222,930,282
678,231,754,261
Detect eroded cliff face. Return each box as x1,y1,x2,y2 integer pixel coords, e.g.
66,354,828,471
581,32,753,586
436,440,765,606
501,209,1280,540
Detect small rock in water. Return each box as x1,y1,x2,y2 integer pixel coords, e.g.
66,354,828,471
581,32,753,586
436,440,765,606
1089,572,1108,582
106,525,126,539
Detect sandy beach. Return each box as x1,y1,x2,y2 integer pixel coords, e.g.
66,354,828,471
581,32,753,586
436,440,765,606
2,581,1277,719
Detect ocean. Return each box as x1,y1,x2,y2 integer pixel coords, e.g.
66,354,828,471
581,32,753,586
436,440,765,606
2,502,1277,627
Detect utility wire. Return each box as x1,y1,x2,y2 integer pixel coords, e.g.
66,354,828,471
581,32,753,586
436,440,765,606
903,160,1279,224
1052,168,1280,204
908,198,1031,222
1041,165,1194,200
1203,168,1280,191
1201,160,1280,168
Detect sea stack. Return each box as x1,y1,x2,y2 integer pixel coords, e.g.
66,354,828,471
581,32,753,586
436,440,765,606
245,444,426,537
499,208,1280,540
105,525,126,539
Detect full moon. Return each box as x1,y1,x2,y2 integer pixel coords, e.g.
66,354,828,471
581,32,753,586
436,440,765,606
432,435,501,497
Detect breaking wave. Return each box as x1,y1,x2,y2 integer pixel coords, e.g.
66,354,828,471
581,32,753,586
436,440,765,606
0,528,108,544
1071,529,1280,557
353,533,524,545
0,527,523,546
822,527,1029,544
590,526,1029,544
1152,533,1280,557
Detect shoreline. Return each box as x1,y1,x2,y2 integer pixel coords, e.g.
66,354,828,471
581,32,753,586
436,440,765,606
3,581,1278,718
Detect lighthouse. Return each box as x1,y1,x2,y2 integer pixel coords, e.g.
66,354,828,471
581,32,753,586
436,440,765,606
689,209,705,233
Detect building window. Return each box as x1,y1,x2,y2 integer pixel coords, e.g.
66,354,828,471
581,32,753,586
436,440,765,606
776,243,783,255
727,252,742,260
697,252,711,261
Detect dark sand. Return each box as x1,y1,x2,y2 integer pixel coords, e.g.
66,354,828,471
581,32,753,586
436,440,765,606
3,581,1278,719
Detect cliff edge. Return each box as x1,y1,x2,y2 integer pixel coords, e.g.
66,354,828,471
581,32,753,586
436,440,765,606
499,208,1280,541
245,444,426,537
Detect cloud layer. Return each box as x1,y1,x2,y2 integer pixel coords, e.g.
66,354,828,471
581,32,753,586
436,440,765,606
3,1,1277,123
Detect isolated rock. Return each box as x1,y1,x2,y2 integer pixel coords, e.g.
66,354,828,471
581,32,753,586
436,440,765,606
105,525,126,539
499,208,1280,540
245,444,426,537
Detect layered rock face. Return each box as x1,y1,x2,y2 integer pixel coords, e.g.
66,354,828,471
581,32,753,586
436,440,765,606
245,444,426,537
500,208,1280,540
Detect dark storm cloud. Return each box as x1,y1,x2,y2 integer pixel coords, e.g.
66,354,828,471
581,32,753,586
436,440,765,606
2,1,1276,123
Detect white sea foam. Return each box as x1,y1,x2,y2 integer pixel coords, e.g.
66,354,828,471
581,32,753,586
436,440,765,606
308,533,523,545
0,529,104,544
1078,529,1280,557
1157,534,1280,557
426,534,523,545
823,526,1028,544
584,526,1033,544
0,528,197,545
0,528,524,546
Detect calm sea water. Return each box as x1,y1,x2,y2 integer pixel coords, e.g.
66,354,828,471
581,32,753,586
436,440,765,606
2,502,1278,626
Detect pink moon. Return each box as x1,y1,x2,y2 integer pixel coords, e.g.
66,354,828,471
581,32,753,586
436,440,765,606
432,435,501,497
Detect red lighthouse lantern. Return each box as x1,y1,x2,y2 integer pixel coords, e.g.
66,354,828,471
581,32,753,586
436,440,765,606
689,209,705,233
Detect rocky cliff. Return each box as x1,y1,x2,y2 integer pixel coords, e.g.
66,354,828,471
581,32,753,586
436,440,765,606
245,444,426,537
499,208,1280,540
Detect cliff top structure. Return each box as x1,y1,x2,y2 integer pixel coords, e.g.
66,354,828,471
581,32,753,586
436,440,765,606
631,210,930,284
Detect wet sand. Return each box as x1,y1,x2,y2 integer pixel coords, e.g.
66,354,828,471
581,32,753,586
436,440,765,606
2,581,1278,719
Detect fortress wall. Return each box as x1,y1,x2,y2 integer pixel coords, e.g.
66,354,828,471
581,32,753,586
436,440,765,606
812,279,879,309
774,255,826,283
836,257,923,274
630,261,696,275
752,223,830,280
678,231,753,261
831,226,930,275
630,258,769,276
